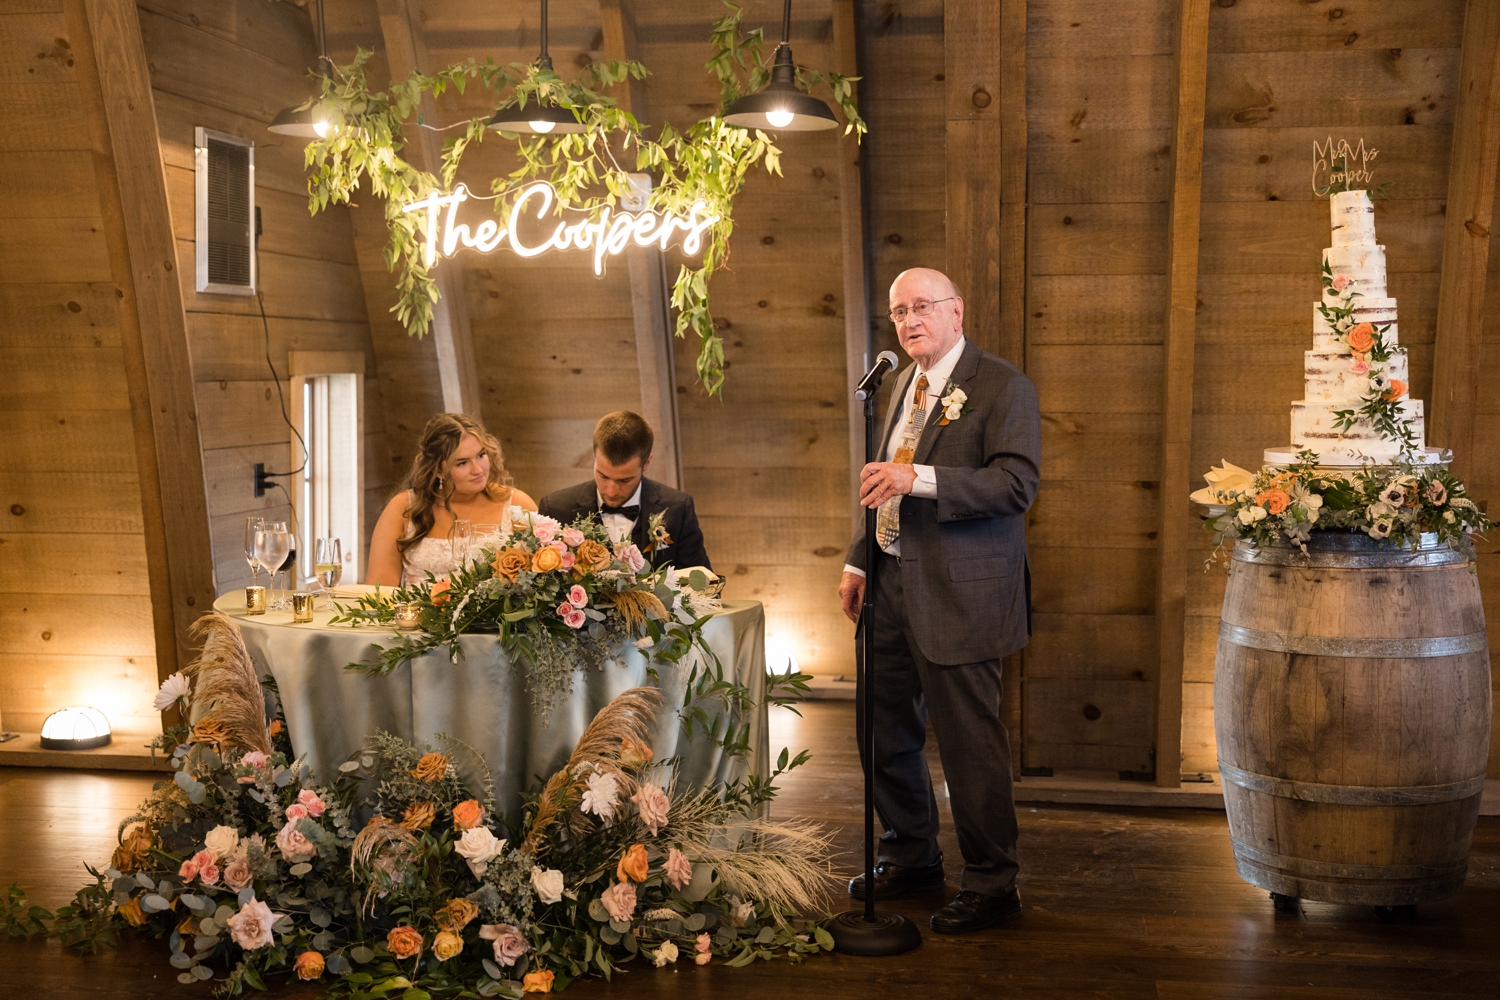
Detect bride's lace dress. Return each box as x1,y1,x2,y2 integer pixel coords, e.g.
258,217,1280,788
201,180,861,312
399,503,522,586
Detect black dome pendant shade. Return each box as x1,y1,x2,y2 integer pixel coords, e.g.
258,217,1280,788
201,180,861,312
269,0,333,138
487,0,587,136
722,0,838,132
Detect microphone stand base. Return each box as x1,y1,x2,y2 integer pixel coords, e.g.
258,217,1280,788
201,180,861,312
827,908,923,956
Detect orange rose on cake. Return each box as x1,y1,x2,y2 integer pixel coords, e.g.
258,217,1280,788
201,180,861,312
1383,378,1408,401
1346,322,1376,353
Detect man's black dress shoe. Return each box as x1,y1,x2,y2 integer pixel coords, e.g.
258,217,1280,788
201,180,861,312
929,888,1022,933
846,857,946,900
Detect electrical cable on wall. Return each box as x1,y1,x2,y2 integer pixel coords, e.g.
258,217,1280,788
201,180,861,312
251,217,307,550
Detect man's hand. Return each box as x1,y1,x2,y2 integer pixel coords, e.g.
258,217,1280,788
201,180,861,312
859,462,918,509
839,571,866,623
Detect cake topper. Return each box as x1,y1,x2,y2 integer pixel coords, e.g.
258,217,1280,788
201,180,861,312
1312,136,1389,198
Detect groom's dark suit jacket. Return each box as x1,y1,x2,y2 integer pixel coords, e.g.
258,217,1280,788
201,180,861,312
846,339,1041,665
537,477,712,572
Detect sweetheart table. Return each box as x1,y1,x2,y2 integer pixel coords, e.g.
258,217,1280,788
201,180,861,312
211,593,769,815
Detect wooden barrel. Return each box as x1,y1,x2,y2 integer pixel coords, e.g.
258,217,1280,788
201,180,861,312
1214,532,1492,906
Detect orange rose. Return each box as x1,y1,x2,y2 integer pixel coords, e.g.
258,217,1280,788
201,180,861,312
494,548,532,582
617,843,649,883
523,970,555,993
112,823,154,874
1256,488,1290,515
452,799,485,831
118,896,147,927
619,737,653,768
432,930,464,961
411,752,449,782
532,546,563,573
1383,378,1408,401
574,539,612,574
436,897,480,932
294,950,325,981
1347,323,1376,353
269,719,284,736
400,800,437,832
429,580,452,605
387,924,424,960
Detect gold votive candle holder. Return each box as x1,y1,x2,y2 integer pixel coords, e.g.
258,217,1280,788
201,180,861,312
245,586,267,615
291,592,315,623
392,603,422,631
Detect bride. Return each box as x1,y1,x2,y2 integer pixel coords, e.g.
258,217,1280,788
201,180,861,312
366,414,538,587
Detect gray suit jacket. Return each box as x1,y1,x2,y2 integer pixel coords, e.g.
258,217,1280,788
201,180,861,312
846,339,1041,665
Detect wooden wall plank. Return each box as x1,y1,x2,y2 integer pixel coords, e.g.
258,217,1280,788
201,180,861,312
1155,0,1211,789
832,0,868,528
1430,0,1500,477
944,0,1000,355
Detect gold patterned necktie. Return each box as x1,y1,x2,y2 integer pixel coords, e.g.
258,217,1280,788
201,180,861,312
876,373,928,550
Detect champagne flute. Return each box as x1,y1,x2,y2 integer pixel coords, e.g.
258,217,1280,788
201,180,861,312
244,516,264,587
451,519,473,575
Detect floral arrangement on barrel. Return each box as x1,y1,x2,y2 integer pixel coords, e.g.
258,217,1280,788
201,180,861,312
3,615,835,995
1316,260,1417,452
1197,454,1489,566
332,512,787,723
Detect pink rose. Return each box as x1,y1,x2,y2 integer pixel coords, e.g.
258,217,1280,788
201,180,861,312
241,751,268,769
179,856,200,881
616,544,646,574
478,923,530,967
568,585,588,608
1349,358,1370,375
562,608,587,629
695,932,712,965
192,849,220,886
560,551,576,570
664,847,693,890
631,783,670,836
285,803,309,822
276,819,316,863
223,852,254,891
227,898,276,950
297,789,326,818
530,515,560,544
1332,274,1350,291
562,528,585,547
601,881,637,922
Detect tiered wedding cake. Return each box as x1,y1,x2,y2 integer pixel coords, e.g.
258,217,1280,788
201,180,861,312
1264,189,1443,466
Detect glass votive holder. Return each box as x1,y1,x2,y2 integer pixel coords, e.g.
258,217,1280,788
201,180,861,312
392,603,422,631
245,586,267,615
291,592,315,623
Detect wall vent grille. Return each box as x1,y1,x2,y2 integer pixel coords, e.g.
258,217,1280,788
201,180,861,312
194,127,256,295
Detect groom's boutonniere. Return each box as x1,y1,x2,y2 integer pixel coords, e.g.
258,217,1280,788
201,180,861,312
644,511,673,555
937,382,970,426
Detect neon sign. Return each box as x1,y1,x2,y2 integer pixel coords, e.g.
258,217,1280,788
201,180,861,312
400,181,720,276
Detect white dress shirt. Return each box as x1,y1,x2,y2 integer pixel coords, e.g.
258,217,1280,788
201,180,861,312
845,336,967,577
598,482,643,546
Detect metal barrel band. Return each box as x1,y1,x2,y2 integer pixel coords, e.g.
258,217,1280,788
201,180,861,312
1219,761,1487,806
1232,541,1469,569
1231,842,1470,882
1219,621,1489,659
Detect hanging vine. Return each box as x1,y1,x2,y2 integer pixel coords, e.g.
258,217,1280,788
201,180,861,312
297,3,864,396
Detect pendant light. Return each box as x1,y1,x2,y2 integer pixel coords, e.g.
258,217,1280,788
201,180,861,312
487,0,587,136
268,0,331,138
721,0,838,132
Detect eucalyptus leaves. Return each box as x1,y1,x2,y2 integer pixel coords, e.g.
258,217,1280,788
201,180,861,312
297,3,864,395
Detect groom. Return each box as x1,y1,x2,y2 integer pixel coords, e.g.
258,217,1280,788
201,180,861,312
538,411,712,572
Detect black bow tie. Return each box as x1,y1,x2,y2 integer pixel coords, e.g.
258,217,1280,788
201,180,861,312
600,504,640,519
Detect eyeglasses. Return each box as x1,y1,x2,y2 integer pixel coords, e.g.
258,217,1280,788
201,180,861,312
888,297,954,323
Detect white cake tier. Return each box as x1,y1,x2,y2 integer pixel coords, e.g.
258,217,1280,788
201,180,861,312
1312,299,1398,338
1331,190,1378,248
1320,246,1386,303
1264,445,1448,468
1305,349,1409,402
1290,397,1425,461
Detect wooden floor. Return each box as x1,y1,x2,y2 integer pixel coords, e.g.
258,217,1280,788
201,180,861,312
2,701,1498,996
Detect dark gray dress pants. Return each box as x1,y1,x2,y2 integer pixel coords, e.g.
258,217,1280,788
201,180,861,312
856,551,1021,896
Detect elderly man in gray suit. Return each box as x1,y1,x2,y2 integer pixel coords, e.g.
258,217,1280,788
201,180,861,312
838,266,1041,934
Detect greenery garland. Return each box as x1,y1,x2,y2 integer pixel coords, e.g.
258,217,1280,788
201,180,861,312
298,3,865,395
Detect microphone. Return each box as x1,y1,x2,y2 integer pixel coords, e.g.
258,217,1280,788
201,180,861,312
854,351,899,400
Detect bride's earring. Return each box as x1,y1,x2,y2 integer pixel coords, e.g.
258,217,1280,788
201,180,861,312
435,476,444,492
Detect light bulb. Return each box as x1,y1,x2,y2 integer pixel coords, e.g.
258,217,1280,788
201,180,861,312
765,109,795,128
529,120,556,134
313,121,330,138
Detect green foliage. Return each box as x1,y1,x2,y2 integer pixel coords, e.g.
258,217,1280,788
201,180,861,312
296,2,863,397
2,882,52,938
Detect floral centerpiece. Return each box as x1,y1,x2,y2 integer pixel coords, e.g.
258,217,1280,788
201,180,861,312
1200,452,1488,566
5,615,834,995
333,513,749,722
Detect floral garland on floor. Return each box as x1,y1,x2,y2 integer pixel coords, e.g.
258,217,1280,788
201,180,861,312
1315,261,1417,453
1201,452,1489,566
2,619,833,996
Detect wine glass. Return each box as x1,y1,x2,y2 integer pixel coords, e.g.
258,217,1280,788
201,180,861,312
255,523,290,609
243,516,264,587
315,538,343,596
278,530,298,608
451,519,473,574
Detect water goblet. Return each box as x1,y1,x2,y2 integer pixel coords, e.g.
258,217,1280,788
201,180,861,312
255,523,290,609
451,519,473,574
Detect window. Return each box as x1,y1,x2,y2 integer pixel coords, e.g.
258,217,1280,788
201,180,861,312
194,127,256,294
289,353,364,584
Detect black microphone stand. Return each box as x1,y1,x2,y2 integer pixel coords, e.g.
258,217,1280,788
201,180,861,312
827,371,922,956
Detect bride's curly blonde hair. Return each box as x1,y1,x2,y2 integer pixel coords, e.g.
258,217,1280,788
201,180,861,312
396,413,513,556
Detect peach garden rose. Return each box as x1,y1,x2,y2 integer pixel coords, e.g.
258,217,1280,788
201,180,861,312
1347,322,1375,353
616,843,649,883
387,925,423,960
294,950,325,980
452,798,485,831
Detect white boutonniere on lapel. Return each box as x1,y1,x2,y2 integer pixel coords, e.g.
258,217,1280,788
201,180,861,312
644,510,673,555
937,382,969,426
